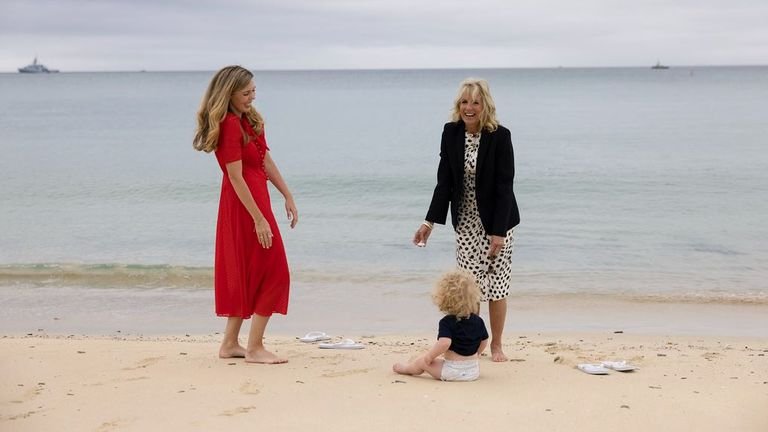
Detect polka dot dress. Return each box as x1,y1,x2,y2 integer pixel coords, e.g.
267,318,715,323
455,132,515,301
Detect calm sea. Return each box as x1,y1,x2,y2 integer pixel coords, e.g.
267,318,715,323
1,67,767,334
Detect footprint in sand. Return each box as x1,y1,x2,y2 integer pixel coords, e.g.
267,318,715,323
4,409,41,421
239,381,261,395
321,368,375,378
122,356,164,371
96,419,132,431
19,383,46,401
121,376,150,382
219,405,257,416
310,353,344,366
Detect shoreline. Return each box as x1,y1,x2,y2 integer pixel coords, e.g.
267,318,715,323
2,332,766,431
3,287,768,338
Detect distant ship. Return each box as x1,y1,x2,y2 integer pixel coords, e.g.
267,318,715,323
18,57,59,73
651,61,669,70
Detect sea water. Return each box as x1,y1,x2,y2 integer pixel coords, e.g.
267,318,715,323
1,67,767,334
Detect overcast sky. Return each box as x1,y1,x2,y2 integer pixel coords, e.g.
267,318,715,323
1,0,766,72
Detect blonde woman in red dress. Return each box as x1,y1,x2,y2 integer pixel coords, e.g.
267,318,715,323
194,65,298,364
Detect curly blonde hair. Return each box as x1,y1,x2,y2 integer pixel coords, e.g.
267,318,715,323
431,270,481,318
449,78,499,132
193,65,264,153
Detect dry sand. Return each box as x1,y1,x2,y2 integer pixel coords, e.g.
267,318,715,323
2,331,767,431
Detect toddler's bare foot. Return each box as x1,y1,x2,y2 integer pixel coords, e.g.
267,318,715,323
393,363,409,375
219,344,246,359
245,348,287,364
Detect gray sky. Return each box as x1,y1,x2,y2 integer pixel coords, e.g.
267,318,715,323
1,0,766,72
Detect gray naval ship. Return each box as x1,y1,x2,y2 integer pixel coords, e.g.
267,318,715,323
18,57,59,73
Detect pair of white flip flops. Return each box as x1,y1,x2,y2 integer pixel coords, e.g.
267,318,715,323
299,332,365,349
577,361,638,375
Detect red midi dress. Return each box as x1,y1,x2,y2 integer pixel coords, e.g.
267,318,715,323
213,113,289,318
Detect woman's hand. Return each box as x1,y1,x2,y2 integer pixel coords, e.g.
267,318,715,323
253,217,273,249
285,197,299,229
488,235,505,258
413,224,432,247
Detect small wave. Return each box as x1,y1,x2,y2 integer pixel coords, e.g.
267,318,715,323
690,243,746,256
2,263,765,306
508,290,768,306
0,263,214,290
623,291,768,306
0,263,434,290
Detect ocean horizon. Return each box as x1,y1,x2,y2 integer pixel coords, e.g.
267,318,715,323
3,62,768,73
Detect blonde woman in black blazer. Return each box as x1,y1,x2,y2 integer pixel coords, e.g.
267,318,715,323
414,78,520,362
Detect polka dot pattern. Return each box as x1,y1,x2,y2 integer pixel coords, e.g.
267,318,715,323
455,132,515,301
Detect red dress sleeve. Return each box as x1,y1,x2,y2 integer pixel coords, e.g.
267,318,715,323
215,115,243,164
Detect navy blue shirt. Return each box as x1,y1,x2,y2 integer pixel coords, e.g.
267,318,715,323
437,314,489,356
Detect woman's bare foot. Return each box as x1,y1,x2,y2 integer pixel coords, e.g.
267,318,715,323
245,348,288,364
491,345,508,362
219,344,247,359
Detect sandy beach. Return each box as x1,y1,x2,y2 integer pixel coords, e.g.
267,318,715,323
2,329,767,431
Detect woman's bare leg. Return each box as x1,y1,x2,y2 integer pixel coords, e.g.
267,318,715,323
245,314,287,364
489,298,508,362
219,317,246,358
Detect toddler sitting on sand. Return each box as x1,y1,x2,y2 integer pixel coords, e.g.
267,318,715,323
393,270,489,381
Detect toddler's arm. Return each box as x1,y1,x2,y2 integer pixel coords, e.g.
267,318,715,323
423,337,451,365
477,338,489,357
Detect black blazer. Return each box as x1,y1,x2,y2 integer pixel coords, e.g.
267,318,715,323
425,121,520,237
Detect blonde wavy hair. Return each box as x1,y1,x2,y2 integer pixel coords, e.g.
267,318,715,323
450,78,499,132
431,270,481,318
193,65,264,153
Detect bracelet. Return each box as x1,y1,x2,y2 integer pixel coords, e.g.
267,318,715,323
421,221,434,230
